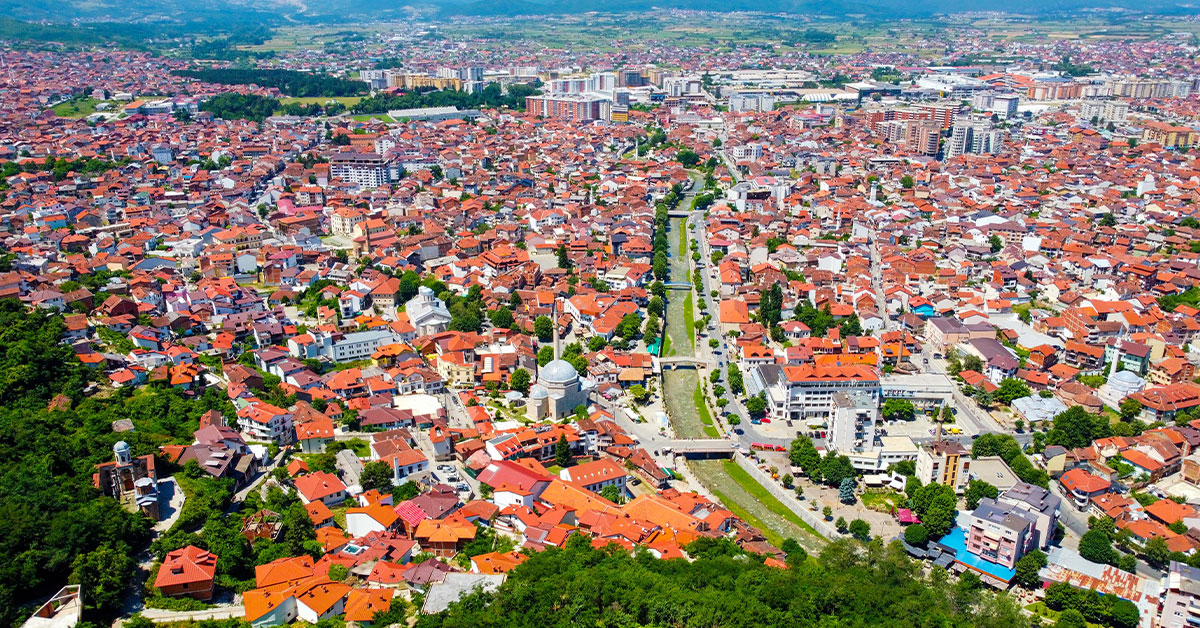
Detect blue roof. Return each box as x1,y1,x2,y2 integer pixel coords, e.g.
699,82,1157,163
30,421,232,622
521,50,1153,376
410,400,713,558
939,526,1017,582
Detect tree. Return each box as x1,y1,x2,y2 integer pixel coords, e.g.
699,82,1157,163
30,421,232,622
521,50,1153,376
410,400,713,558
964,479,998,510
882,398,915,421
360,461,395,494
995,378,1032,405
617,313,642,339
1079,528,1115,565
839,477,856,504
988,234,1002,253
822,506,832,520
600,484,625,504
745,395,767,416
489,307,515,330
537,345,555,366
628,384,649,404
70,543,135,617
961,354,984,374
1145,536,1172,568
676,148,700,167
789,436,821,477
556,244,572,270
904,524,929,547
835,516,848,532
509,368,531,395
1047,405,1111,450
838,314,863,338
1119,398,1142,422
555,434,572,468
534,316,554,342
971,432,1022,461
1110,599,1140,628
1013,549,1047,588
847,519,871,540
922,490,958,539
328,563,349,581
282,503,316,556
819,452,855,487
1055,609,1087,628
900,175,914,189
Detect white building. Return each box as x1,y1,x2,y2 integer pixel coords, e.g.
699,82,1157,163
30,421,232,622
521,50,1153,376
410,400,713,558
746,364,880,424
405,286,452,335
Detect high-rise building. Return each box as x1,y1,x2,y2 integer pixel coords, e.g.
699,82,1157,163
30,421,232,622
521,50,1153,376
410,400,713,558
944,117,1003,159
828,391,880,454
916,439,970,492
330,152,393,188
525,94,606,121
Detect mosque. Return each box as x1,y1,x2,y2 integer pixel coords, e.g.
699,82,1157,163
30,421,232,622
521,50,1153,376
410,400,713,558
526,321,593,421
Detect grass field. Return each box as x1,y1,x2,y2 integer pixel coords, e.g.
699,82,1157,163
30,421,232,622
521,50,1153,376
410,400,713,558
690,459,826,551
860,490,904,514
50,98,104,118
349,114,395,123
280,96,364,107
694,381,719,438
683,292,695,349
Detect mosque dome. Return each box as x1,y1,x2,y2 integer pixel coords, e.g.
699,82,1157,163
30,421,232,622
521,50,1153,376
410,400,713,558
540,359,579,385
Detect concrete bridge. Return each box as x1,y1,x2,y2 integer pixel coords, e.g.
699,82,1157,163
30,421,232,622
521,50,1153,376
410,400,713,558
656,356,710,371
661,438,739,459
664,282,692,290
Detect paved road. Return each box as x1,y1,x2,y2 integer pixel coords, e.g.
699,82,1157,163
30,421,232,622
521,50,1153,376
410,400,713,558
867,231,890,332
138,606,245,624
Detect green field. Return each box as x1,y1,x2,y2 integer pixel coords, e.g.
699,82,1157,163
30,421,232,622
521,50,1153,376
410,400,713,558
49,98,105,118
694,381,719,438
721,461,826,542
280,96,364,107
349,114,395,123
683,292,695,348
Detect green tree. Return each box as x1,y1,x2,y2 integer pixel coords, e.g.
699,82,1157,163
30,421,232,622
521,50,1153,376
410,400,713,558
847,519,871,540
995,378,1032,405
1055,609,1087,628
1145,536,1172,568
971,432,1022,461
1119,398,1142,421
819,452,856,487
922,490,958,539
555,434,572,468
537,345,555,366
1078,528,1115,565
904,524,929,547
789,436,822,478
900,175,914,189
360,461,395,494
745,395,767,416
534,316,554,342
628,384,649,404
1013,549,1047,588
882,398,915,421
964,479,998,510
617,313,642,339
988,234,1003,253
509,368,531,394
328,563,349,581
839,477,856,504
70,543,135,617
489,307,515,330
556,244,572,269
600,484,625,504
1047,405,1111,449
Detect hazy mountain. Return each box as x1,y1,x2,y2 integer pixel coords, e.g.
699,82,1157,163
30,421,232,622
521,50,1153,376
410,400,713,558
0,0,1193,25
